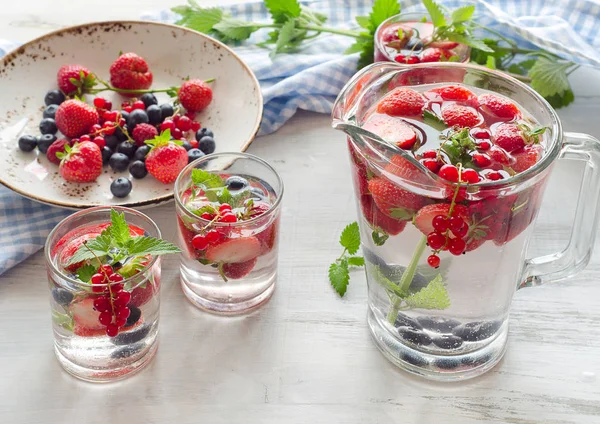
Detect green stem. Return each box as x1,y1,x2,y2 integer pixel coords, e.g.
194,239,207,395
385,235,428,324
252,22,362,38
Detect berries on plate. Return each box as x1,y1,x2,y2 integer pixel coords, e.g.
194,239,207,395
110,177,132,198
57,64,93,96
109,52,153,94
57,141,102,183
55,99,99,138
132,123,158,146
47,138,73,165
178,79,213,113
18,135,37,152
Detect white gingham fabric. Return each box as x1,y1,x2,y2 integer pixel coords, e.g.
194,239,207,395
1,0,600,275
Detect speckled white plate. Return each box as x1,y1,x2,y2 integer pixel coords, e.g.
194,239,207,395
0,21,262,209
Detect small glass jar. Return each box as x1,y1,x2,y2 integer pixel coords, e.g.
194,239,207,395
45,206,161,382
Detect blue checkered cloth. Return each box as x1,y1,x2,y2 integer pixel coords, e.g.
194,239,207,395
1,0,600,276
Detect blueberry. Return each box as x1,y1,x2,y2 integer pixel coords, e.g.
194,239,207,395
181,140,192,151
435,358,461,370
226,176,248,191
37,134,57,153
124,306,142,327
18,135,37,152
51,287,73,306
101,146,112,165
111,323,152,345
398,326,432,345
129,160,148,179
104,135,119,150
43,104,58,119
187,148,205,164
120,111,130,124
134,145,150,162
400,351,427,367
109,153,130,172
196,127,214,139
140,93,158,108
39,118,57,135
394,313,423,330
117,141,137,158
432,334,463,349
452,321,501,342
127,109,149,130
416,316,461,333
146,104,162,125
198,136,215,155
160,103,174,120
110,177,132,198
406,38,424,51
111,344,143,359
44,89,65,106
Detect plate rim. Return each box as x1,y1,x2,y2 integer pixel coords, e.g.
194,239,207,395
0,19,264,210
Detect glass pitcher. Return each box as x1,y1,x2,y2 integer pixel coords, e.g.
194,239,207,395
332,62,600,381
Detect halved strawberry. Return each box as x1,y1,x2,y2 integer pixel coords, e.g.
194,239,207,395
205,237,261,263
493,123,526,152
414,203,469,236
222,258,257,279
363,114,418,149
488,146,514,170
59,233,103,272
368,177,429,217
384,154,431,185
441,104,481,128
130,280,157,308
478,93,520,121
419,48,454,63
256,219,279,254
70,298,103,335
377,87,425,117
512,144,542,173
429,85,476,103
360,195,407,236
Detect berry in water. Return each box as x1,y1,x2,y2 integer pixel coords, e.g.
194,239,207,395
438,164,459,182
427,254,440,268
432,215,448,232
226,176,248,191
427,232,446,250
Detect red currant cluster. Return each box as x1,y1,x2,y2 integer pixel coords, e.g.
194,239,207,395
159,114,201,147
90,264,132,337
191,203,238,251
426,212,469,268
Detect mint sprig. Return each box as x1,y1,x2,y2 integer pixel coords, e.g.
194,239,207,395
329,222,364,296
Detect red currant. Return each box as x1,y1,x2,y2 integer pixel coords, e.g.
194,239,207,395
471,128,490,139
439,164,459,182
93,297,111,312
99,311,112,326
92,136,105,149
115,317,127,327
200,213,213,220
90,124,102,135
91,273,105,285
477,141,491,150
106,323,119,337
427,254,441,268
112,283,124,293
116,306,130,320
103,110,118,122
461,168,479,184
449,216,465,231
191,121,201,132
109,273,124,282
101,264,114,276
432,215,449,232
395,54,420,64
102,121,116,135
422,150,437,159
192,234,208,250
219,213,237,223
93,97,106,108
486,171,503,181
205,230,221,244
185,111,195,120
172,128,183,139
177,116,192,131
472,153,491,168
190,139,199,149
121,101,130,109
160,120,175,132
451,224,468,238
123,106,133,113
79,134,91,142
422,159,440,173
132,100,145,110
173,114,180,123
104,100,112,110
219,204,232,212
119,118,126,127
427,232,446,250
113,291,131,308
448,238,466,255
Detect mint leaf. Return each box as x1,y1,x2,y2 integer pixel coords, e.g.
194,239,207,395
52,310,74,332
174,7,224,32
329,260,350,296
423,110,447,131
356,15,372,30
340,222,361,255
422,0,447,27
528,57,574,98
405,274,450,310
191,204,218,217
265,0,301,23
67,233,112,265
217,187,233,204
544,88,575,109
367,263,406,297
110,209,131,246
450,5,475,23
76,264,97,283
347,256,365,267
443,33,493,52
213,17,259,41
191,169,224,188
389,208,415,220
369,0,401,29
372,230,389,246
118,256,149,279
273,18,296,56
126,236,181,257
486,55,497,70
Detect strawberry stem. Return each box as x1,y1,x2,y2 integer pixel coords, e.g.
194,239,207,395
90,77,214,96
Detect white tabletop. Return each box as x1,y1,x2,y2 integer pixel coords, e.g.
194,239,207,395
1,2,600,423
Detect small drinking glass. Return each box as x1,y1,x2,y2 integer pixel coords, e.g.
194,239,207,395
175,152,283,314
45,206,162,382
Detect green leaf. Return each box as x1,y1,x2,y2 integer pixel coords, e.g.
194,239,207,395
367,263,405,297
389,208,416,220
110,209,131,246
422,0,447,27
213,17,259,41
329,260,350,296
486,55,497,70
372,230,389,246
423,109,447,131
229,189,253,208
344,39,366,55
52,310,74,332
176,7,224,32
369,0,401,29
450,5,475,23
204,189,219,202
405,274,450,310
171,5,192,17
347,256,365,267
191,169,225,188
444,33,494,52
217,187,233,204
528,57,574,98
126,236,181,256
265,0,301,23
340,222,361,255
544,88,575,109
76,264,97,283
191,204,218,217
356,15,372,30
67,233,112,265
273,18,297,55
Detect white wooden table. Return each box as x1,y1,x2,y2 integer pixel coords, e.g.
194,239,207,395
1,2,600,423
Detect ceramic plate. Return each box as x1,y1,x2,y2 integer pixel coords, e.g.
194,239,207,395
0,21,262,209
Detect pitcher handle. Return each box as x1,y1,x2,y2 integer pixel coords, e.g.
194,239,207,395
521,132,600,288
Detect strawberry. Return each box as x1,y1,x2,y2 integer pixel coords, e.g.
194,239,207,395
360,195,407,235
419,48,454,63
414,203,469,236
429,85,476,103
441,104,480,128
205,237,261,263
352,161,370,195
178,79,213,113
384,154,431,185
177,216,199,258
130,280,157,308
363,114,417,149
493,123,526,152
512,144,542,173
256,219,279,254
427,40,459,49
55,99,99,138
58,141,102,183
465,237,486,252
46,138,73,165
222,258,257,279
109,53,153,95
368,177,429,217
145,130,188,184
58,232,104,272
377,87,425,117
57,64,93,96
70,298,104,334
132,123,158,146
478,93,520,121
